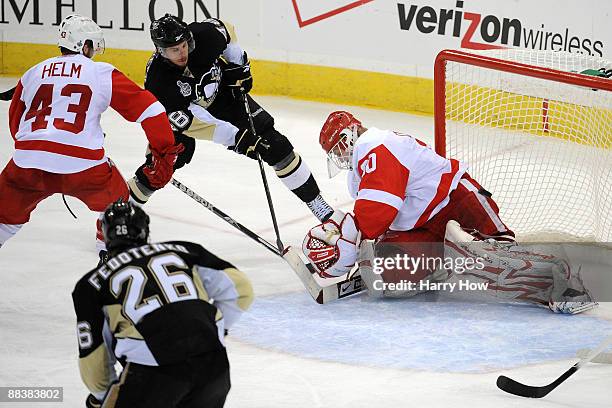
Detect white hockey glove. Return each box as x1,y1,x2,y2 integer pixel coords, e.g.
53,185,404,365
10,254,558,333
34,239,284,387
303,211,360,278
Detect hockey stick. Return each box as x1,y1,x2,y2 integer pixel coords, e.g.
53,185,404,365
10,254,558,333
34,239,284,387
170,178,364,303
171,178,279,257
0,86,15,101
496,334,612,398
576,349,612,364
242,94,284,253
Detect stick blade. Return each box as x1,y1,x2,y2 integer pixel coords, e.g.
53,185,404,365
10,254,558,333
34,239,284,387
576,349,612,364
282,247,324,302
282,246,365,304
496,375,550,398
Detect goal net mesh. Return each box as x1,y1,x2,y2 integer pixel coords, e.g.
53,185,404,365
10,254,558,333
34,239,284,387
437,49,611,242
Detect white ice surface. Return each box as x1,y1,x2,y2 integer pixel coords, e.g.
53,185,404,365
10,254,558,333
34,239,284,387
0,77,610,407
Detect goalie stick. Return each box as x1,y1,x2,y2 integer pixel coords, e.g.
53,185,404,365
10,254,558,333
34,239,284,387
496,334,612,398
170,178,364,303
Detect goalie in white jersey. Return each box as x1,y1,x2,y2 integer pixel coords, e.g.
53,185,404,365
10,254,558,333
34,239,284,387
303,111,596,314
0,15,182,260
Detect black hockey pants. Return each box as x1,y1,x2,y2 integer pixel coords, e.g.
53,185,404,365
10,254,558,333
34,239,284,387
102,351,230,408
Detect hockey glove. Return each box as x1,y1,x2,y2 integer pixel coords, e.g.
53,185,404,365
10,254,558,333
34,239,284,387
173,133,196,170
85,394,102,408
303,211,360,278
222,52,253,98
139,143,185,189
231,128,270,160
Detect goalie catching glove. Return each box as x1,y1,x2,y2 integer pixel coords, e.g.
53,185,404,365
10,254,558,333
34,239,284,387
303,211,360,278
137,143,185,190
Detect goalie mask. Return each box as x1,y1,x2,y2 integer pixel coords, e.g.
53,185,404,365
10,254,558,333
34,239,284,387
102,201,150,252
319,111,361,178
58,14,105,56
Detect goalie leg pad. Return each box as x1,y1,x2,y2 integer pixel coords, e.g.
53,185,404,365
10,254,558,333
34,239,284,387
444,220,597,312
444,220,555,304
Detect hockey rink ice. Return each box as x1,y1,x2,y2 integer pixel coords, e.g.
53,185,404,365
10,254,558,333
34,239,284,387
0,77,610,407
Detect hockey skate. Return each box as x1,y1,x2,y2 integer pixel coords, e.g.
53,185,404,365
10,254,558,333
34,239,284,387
548,276,598,314
306,194,334,222
548,300,598,314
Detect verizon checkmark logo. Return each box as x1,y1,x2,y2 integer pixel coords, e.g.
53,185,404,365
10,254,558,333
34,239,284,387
291,0,375,28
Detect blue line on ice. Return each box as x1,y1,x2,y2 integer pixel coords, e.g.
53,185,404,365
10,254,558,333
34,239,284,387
231,292,612,373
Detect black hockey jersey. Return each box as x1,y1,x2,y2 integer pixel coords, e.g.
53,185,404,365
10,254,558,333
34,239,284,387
72,241,253,399
144,18,243,143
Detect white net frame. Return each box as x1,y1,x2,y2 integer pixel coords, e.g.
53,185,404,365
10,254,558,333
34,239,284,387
434,49,612,242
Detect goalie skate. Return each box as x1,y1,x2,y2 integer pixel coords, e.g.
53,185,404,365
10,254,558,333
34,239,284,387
548,300,598,314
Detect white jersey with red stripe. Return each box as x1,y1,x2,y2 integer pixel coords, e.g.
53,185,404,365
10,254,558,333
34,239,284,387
348,127,467,239
9,54,173,174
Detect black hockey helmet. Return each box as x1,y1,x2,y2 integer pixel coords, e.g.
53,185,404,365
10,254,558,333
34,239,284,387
102,200,150,253
150,14,194,52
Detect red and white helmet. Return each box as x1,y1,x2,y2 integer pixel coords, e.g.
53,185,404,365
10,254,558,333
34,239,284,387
319,111,361,177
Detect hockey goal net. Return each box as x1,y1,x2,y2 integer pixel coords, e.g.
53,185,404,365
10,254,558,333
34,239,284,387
434,49,611,242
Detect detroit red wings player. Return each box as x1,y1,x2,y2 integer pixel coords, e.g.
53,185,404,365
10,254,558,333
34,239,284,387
302,111,596,314
0,14,181,262
303,110,513,276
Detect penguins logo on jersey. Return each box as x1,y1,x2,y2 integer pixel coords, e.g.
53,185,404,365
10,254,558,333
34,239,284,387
177,80,193,97
194,64,222,108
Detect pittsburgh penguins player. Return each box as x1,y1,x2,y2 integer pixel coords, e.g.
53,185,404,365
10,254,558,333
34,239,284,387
128,14,335,222
72,201,253,408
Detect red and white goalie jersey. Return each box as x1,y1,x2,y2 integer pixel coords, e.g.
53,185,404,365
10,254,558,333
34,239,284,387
348,128,467,239
9,54,172,173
